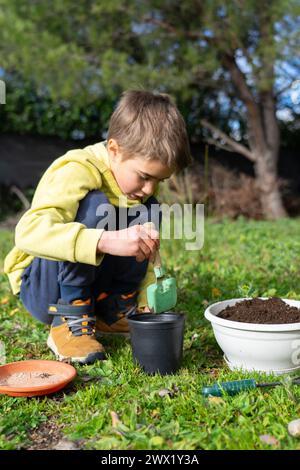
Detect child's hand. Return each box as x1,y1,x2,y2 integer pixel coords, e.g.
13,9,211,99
97,224,160,262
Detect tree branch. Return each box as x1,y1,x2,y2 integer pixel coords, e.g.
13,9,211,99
143,16,203,40
222,53,255,106
222,53,267,154
201,119,256,161
205,137,237,154
144,14,268,156
10,185,30,210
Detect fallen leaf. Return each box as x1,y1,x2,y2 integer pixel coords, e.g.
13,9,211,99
259,434,279,446
288,419,300,438
110,410,123,436
208,396,226,405
212,288,221,298
0,297,9,305
81,375,94,383
158,385,179,399
52,438,80,450
151,409,160,418
150,436,164,447
208,368,220,378
10,308,19,316
110,410,120,427
158,389,171,398
80,374,104,384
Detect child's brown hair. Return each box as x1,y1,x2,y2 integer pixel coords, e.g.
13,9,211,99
107,90,192,172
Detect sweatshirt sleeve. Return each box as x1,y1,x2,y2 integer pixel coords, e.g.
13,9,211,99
15,161,105,266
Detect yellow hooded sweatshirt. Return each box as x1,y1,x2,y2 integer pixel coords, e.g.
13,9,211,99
4,141,158,309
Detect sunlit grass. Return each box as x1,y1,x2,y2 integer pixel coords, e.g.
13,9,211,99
0,218,300,449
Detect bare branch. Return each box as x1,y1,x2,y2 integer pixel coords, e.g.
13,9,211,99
201,119,256,161
205,137,236,153
143,16,203,40
143,17,178,36
10,185,30,210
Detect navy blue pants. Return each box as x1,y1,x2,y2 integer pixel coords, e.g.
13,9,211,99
20,191,161,325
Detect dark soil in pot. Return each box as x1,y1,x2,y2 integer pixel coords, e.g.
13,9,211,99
218,297,300,324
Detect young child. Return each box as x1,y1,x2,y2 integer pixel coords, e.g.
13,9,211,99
4,90,191,364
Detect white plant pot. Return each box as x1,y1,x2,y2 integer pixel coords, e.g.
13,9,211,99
204,298,300,375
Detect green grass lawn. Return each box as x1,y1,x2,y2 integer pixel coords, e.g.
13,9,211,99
0,218,300,450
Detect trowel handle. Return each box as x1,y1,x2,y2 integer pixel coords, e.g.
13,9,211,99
153,249,162,269
143,222,164,277
153,248,165,277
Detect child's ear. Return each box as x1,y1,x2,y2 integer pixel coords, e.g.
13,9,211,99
107,138,122,163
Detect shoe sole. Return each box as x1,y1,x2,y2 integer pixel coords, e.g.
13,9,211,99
47,335,106,364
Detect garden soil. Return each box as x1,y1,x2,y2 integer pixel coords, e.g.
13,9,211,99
0,372,63,387
218,297,300,324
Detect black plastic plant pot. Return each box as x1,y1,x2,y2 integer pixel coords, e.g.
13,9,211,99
128,312,185,375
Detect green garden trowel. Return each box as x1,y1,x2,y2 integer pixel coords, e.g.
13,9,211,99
147,249,177,313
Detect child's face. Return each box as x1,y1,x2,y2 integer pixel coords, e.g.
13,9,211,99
107,139,174,200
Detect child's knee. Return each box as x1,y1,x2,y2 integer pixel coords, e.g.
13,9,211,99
19,259,60,325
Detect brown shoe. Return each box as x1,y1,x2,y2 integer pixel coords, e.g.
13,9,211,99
96,314,131,337
95,292,140,337
47,299,105,364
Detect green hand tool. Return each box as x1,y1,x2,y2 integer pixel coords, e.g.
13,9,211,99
202,377,300,397
144,222,177,313
147,249,177,313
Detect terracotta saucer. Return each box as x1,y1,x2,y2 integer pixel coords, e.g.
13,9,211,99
0,360,77,397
